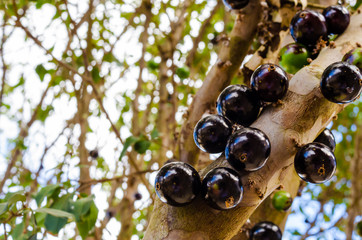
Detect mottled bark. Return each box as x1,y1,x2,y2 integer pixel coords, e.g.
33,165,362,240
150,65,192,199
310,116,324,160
231,168,301,239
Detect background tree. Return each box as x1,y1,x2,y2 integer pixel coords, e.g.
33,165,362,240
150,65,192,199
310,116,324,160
0,0,361,239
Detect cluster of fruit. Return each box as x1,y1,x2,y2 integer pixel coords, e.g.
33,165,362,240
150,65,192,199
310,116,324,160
153,2,362,239
191,63,290,208
280,6,350,74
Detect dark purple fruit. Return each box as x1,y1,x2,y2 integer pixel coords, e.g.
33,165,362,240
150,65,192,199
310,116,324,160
89,150,99,159
216,85,261,126
290,10,327,47
249,221,282,240
323,5,350,35
279,43,310,74
201,167,243,210
272,191,293,211
225,128,271,171
294,142,336,184
313,128,336,151
193,115,232,153
320,61,362,104
134,192,142,200
223,0,249,10
155,162,201,207
343,48,362,71
251,64,289,102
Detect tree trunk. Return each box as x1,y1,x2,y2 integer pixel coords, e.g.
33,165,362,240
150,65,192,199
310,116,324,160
144,10,362,240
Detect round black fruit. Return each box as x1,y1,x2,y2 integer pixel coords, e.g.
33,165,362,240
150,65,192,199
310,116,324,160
320,61,362,104
201,167,243,210
313,128,336,151
134,192,142,200
343,48,362,72
225,128,271,171
294,142,336,184
249,221,282,240
290,10,327,47
89,150,99,159
323,5,350,35
251,64,289,102
193,115,232,153
216,85,261,126
223,0,249,10
155,162,201,207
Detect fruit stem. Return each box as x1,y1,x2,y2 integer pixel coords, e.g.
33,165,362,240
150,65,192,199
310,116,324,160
283,0,327,10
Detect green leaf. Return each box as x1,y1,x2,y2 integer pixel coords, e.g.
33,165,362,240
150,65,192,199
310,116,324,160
11,221,25,240
7,193,26,205
147,60,159,70
35,208,74,219
28,234,37,240
31,212,37,227
37,105,54,122
103,52,118,63
43,194,73,234
35,64,47,81
51,76,63,86
119,136,139,160
11,76,25,90
4,190,24,201
134,139,151,154
175,67,190,79
291,230,301,236
352,0,362,10
91,66,101,83
150,129,159,139
70,196,94,221
34,184,61,206
35,1,44,8
0,203,8,215
76,201,98,239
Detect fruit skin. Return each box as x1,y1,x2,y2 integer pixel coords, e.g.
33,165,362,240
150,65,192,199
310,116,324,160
134,192,142,200
193,115,232,153
290,10,328,48
323,5,350,35
313,128,336,151
251,64,289,102
216,85,261,126
89,150,99,159
201,167,243,210
343,48,362,71
225,127,271,171
249,221,282,240
223,0,249,10
320,61,362,104
279,43,310,74
272,191,293,211
357,220,362,236
294,142,336,184
155,162,201,207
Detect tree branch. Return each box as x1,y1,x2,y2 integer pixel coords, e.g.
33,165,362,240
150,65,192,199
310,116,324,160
177,0,263,166
144,10,362,240
346,119,362,239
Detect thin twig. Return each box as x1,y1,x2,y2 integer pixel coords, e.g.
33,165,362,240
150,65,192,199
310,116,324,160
0,14,9,110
